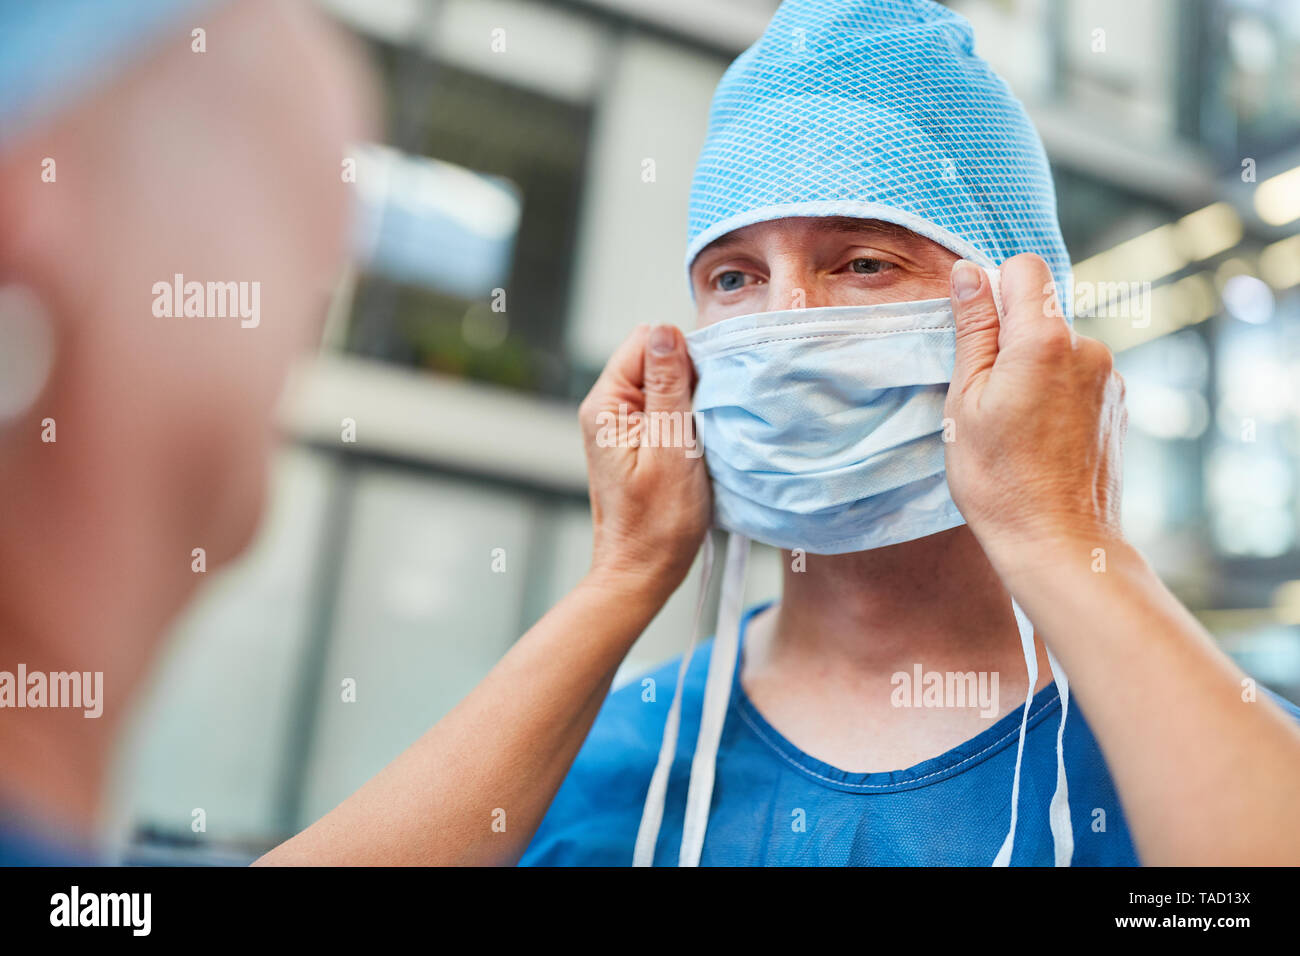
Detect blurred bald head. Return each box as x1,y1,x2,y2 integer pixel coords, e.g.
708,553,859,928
0,0,374,825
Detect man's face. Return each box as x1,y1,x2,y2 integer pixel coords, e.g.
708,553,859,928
689,216,961,326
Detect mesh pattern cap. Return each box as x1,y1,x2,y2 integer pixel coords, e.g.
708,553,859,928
685,0,1071,305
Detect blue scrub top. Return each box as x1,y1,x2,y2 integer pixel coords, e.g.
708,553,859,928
522,602,1300,866
0,819,98,866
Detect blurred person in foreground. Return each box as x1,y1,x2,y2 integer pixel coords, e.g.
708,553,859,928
0,0,369,862
0,0,686,866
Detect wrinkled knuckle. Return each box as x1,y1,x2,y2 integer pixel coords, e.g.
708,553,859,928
644,365,684,396
956,306,1000,336
1038,326,1071,358
1079,337,1113,375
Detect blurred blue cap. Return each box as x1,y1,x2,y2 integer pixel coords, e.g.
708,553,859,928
0,0,218,148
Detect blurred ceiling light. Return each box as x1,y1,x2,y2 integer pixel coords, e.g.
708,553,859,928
1214,256,1255,286
1228,14,1278,73
1254,165,1300,225
1217,348,1294,425
1074,202,1242,291
1206,450,1289,556
1172,272,1220,324
1221,273,1275,324
1159,329,1211,389
1079,270,1221,353
1073,223,1186,288
1127,382,1209,440
1175,202,1243,261
1259,234,1300,288
1212,506,1295,558
1208,448,1293,511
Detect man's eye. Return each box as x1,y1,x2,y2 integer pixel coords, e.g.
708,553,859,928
714,270,748,292
848,258,889,275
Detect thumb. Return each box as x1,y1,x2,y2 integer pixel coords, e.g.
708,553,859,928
947,259,1001,404
642,324,693,416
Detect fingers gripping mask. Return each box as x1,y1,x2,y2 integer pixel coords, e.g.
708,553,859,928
683,276,1001,555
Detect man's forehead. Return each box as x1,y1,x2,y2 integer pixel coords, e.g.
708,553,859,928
695,216,921,260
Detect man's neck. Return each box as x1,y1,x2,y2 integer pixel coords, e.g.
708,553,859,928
767,525,1032,673
0,695,112,841
0,468,193,842
740,525,1055,772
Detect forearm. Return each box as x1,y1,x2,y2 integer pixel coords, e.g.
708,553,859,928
993,536,1300,864
256,567,675,866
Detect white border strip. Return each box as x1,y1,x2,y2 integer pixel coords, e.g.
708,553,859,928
683,200,999,293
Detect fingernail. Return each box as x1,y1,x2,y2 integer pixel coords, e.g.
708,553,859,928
951,260,983,302
649,324,675,355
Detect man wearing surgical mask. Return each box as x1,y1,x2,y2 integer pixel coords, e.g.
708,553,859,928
512,0,1300,866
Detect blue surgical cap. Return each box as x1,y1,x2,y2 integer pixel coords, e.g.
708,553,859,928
685,0,1071,305
0,0,216,148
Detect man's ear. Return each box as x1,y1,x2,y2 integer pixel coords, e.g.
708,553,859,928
0,283,57,427
0,138,73,421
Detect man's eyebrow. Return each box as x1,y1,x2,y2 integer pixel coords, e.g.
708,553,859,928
819,217,917,241
694,218,919,263
694,232,747,261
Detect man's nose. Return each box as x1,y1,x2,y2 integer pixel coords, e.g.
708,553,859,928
765,260,830,310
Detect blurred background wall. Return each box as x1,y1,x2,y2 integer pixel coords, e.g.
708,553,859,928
102,0,1300,863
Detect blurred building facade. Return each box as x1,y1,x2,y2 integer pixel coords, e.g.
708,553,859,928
105,0,1300,861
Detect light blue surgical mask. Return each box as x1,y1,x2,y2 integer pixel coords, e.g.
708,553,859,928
683,292,982,555
634,277,1074,868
